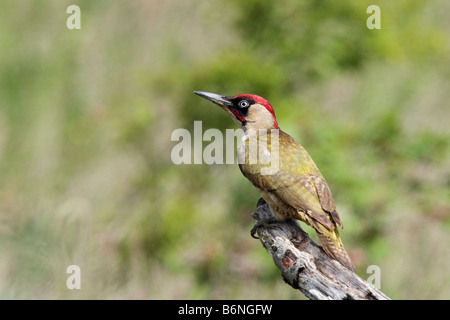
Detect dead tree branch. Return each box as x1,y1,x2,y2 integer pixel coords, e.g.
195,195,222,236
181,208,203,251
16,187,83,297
251,198,390,300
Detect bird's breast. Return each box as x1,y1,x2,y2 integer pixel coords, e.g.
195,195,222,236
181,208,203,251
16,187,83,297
237,131,273,167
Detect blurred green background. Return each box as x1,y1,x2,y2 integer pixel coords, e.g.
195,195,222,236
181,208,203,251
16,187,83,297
0,0,449,299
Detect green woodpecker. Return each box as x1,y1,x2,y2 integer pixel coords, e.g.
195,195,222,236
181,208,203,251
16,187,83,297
194,91,355,272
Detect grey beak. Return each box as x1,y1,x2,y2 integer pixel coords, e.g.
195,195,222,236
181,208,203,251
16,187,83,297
194,91,233,107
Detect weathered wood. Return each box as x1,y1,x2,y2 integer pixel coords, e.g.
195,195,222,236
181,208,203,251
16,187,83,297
251,198,390,300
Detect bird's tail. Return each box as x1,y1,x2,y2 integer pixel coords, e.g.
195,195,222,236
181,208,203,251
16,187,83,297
316,228,355,272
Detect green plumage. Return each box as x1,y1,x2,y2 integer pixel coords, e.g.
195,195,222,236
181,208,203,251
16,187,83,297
194,90,354,272
238,130,355,272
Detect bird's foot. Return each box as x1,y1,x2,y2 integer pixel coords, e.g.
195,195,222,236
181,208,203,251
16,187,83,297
250,224,259,239
250,219,276,239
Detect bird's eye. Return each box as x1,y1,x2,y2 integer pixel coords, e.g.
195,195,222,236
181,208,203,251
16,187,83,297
238,100,250,108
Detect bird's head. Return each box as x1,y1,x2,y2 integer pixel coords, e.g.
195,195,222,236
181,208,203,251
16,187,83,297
194,91,279,130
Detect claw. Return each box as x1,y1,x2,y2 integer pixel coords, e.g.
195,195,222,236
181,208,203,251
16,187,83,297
251,225,260,239
251,219,276,239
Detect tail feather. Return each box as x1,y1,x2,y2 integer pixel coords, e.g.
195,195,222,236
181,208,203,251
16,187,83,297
317,229,355,272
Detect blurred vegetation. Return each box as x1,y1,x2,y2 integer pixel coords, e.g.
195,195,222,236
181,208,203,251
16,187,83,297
0,0,449,299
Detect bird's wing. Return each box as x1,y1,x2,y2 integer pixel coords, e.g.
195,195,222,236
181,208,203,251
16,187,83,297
303,173,343,229
238,131,343,230
265,170,337,231
240,162,338,231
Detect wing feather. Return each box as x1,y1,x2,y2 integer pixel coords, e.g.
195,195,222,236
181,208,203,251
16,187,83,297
239,130,343,231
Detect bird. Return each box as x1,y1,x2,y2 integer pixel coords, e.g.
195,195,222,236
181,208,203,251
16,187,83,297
194,91,355,272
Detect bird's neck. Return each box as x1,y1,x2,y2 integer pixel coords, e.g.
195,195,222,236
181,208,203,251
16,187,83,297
243,123,279,136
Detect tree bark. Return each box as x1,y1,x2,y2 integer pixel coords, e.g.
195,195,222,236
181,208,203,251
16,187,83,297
251,198,390,300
